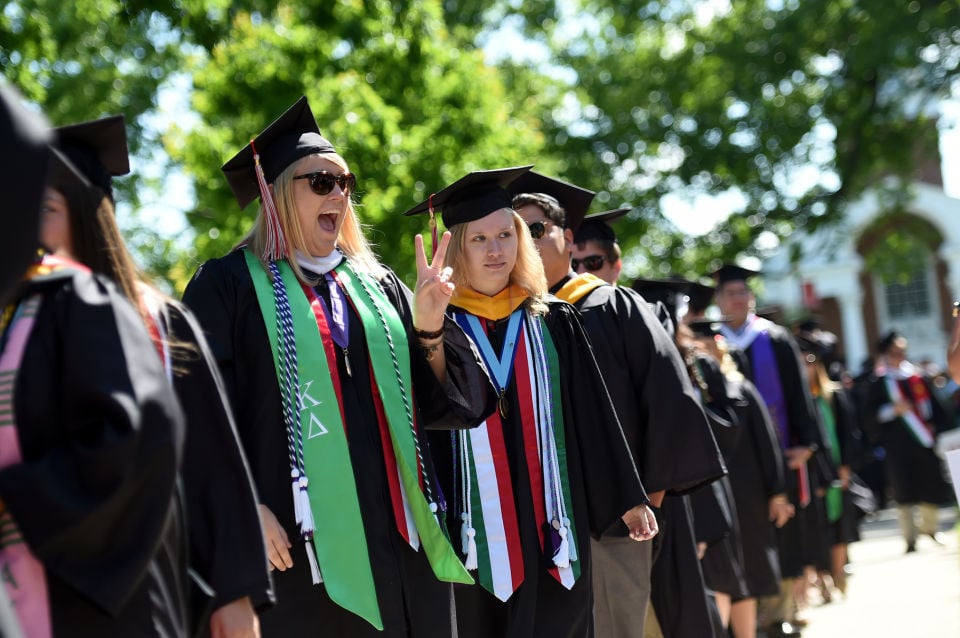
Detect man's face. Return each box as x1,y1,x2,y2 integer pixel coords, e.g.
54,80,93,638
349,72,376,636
515,203,572,285
715,280,753,324
571,239,621,285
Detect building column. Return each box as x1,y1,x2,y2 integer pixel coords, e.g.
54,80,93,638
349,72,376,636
837,288,868,371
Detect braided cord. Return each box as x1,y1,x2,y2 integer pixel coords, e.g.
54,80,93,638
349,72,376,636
269,261,305,476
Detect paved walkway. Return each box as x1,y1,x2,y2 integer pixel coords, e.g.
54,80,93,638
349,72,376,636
798,506,959,638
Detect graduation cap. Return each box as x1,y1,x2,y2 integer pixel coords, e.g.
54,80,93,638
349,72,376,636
711,263,759,286
221,96,336,210
54,115,129,202
507,171,595,231
686,316,731,338
402,165,533,228
876,330,904,355
573,208,631,244
686,281,716,315
0,82,51,300
631,275,693,319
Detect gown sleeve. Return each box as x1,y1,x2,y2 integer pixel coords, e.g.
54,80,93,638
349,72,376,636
740,379,787,497
548,302,649,536
378,270,496,430
0,272,184,616
164,299,275,611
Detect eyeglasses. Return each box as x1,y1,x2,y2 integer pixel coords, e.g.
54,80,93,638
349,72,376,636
293,171,356,196
527,220,550,240
572,255,606,272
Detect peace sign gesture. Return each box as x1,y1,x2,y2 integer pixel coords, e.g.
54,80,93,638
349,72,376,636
412,231,455,332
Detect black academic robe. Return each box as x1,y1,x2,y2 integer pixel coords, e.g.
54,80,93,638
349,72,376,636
724,377,785,598
649,496,717,638
862,368,953,505
728,323,825,579
570,283,725,494
155,299,275,620
687,355,748,600
0,267,188,636
433,299,648,638
822,389,862,546
182,251,495,638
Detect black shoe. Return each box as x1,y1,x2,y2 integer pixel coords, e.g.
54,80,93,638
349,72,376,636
906,542,916,553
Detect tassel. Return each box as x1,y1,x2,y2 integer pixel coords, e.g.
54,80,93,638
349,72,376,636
465,527,478,571
291,470,302,525
553,526,570,569
428,194,438,259
460,513,469,554
251,140,287,261
563,517,577,562
298,476,315,534
305,539,323,584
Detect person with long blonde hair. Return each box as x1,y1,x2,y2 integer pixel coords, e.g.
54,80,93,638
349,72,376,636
183,97,494,637
404,167,656,638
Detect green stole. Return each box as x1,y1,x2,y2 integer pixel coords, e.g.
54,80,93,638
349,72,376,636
244,251,471,629
815,395,843,523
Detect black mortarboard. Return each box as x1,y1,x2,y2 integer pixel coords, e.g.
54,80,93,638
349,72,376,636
507,171,596,231
573,208,631,244
631,275,693,318
54,115,129,202
402,165,533,228
686,281,716,315
796,329,838,358
0,82,50,299
221,96,336,209
711,263,759,286
687,317,730,338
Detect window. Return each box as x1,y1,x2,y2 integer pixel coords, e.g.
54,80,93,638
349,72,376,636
885,270,930,319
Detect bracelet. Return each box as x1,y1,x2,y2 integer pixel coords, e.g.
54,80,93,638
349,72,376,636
422,341,442,362
415,326,444,340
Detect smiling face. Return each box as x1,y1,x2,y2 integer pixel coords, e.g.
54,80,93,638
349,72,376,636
288,154,350,258
460,207,519,296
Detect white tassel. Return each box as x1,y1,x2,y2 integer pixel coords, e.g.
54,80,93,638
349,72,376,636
562,517,577,562
553,527,570,569
465,528,478,571
298,478,315,535
460,513,470,554
305,541,323,584
291,470,302,525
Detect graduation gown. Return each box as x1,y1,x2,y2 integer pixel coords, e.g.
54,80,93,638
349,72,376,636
433,299,648,638
565,281,724,494
0,266,188,636
724,377,785,598
152,298,275,618
724,319,824,578
182,251,494,637
823,389,862,546
863,365,953,505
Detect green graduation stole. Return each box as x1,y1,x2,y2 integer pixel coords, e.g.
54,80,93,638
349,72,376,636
244,251,471,630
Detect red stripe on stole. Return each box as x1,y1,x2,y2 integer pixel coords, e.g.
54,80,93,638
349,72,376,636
478,320,525,589
369,366,410,543
513,327,549,573
300,283,348,430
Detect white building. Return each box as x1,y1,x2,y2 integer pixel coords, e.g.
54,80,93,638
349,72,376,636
760,171,960,371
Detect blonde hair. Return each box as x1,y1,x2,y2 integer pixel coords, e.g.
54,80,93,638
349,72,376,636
445,208,548,316
808,357,840,401
239,152,386,282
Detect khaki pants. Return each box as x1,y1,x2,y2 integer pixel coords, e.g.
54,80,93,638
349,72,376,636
592,537,653,638
897,502,940,543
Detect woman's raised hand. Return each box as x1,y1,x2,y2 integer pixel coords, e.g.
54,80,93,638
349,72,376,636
413,231,455,331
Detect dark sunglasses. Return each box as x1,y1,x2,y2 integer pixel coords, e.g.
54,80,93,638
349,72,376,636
572,254,606,272
293,171,356,196
527,220,549,240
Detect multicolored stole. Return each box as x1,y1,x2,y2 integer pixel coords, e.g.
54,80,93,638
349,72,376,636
0,289,65,637
244,251,470,629
454,308,580,601
882,370,936,448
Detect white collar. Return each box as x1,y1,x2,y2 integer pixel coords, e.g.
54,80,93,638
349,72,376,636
295,249,344,275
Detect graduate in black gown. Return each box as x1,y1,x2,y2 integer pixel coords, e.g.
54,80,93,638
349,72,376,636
714,265,824,637
688,318,792,638
0,92,189,636
404,167,655,638
510,178,724,637
46,115,273,636
183,97,495,637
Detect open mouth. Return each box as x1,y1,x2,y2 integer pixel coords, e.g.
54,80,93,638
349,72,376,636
317,211,339,232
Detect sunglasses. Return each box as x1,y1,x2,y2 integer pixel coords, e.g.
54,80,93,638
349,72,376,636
572,254,607,272
527,220,550,240
293,171,356,196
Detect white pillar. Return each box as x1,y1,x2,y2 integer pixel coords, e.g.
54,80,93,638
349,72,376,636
838,289,868,371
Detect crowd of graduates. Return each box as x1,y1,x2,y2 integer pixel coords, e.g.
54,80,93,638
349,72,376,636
1,83,956,638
